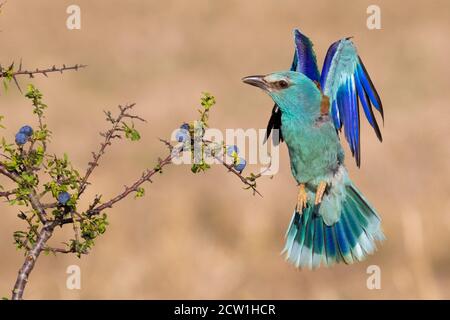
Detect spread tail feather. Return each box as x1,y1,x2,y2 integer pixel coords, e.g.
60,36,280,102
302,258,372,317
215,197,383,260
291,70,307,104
282,183,384,269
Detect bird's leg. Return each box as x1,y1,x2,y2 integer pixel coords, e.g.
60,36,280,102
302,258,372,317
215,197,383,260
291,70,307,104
314,181,328,205
296,183,308,213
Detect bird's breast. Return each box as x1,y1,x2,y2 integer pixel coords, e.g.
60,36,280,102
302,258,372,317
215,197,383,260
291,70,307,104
281,118,342,184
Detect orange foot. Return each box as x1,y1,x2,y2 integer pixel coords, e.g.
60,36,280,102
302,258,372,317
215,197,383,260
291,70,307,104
314,181,328,205
296,183,308,213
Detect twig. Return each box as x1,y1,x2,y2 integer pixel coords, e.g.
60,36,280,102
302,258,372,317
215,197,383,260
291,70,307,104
86,153,173,217
0,188,17,199
21,212,39,237
0,63,87,79
202,139,264,197
78,103,140,196
44,246,75,254
0,164,20,183
215,155,263,197
0,62,86,93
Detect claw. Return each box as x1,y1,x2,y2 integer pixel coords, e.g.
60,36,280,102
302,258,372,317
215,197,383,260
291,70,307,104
296,183,308,212
315,181,327,205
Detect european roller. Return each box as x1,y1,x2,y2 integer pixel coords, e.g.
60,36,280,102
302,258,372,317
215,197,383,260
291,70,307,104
242,29,385,268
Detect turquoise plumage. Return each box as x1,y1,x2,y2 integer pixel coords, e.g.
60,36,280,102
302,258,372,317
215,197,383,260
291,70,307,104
243,29,385,269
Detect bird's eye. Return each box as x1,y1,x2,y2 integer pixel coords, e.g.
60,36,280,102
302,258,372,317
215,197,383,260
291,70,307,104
277,80,289,89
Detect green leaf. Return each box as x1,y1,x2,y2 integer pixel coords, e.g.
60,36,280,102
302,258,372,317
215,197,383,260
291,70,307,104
122,122,141,141
135,187,145,199
200,92,216,110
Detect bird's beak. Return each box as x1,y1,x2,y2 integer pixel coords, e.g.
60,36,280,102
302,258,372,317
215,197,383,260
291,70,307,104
242,75,268,91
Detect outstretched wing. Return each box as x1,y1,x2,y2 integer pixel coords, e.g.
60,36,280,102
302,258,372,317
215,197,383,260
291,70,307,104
265,29,320,145
320,38,383,167
290,29,320,82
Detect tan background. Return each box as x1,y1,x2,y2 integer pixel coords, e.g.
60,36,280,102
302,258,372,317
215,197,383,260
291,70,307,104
0,0,449,299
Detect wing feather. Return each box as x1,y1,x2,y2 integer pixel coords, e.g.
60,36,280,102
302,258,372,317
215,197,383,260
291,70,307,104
321,38,383,167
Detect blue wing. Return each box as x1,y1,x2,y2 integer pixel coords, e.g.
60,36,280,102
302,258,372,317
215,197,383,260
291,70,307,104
266,29,319,145
320,38,383,167
291,29,320,82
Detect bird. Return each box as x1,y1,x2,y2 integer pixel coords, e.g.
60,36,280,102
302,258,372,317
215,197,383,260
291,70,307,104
242,29,385,268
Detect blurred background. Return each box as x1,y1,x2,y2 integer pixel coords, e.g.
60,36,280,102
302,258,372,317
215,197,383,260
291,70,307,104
0,0,449,299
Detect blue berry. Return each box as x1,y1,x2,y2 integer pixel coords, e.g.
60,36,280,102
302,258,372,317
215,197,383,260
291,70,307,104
15,132,28,145
19,125,33,137
176,129,189,143
227,145,239,157
57,191,71,205
180,123,190,131
234,157,247,172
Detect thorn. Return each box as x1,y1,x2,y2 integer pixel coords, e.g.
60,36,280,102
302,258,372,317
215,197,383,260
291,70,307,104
12,76,22,93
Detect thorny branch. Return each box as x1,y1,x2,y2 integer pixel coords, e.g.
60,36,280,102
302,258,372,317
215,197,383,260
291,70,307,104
202,139,269,197
0,61,87,93
0,64,266,300
0,103,175,299
0,8,266,299
215,155,264,197
86,154,173,216
62,141,178,225
78,103,144,196
2,102,267,299
0,188,16,199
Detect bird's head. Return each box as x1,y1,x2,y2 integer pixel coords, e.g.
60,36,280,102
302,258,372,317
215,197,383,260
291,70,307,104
242,71,321,118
